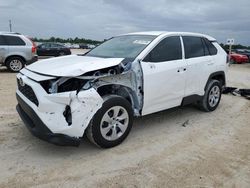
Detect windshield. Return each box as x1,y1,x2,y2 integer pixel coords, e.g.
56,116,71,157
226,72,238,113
86,35,156,59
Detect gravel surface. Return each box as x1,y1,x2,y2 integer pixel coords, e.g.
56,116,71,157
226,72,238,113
0,62,249,188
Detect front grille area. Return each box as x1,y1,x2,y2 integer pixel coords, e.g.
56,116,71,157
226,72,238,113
17,79,39,106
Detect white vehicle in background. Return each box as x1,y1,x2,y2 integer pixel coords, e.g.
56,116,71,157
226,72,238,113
16,31,227,148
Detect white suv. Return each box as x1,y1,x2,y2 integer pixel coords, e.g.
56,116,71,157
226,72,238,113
16,31,227,148
0,32,37,72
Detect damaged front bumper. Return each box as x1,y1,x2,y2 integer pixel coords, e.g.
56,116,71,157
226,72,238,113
16,94,80,146
16,73,103,146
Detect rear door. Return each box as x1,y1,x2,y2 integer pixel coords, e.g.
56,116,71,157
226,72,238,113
141,36,187,115
182,36,216,96
0,35,8,63
39,43,52,56
50,43,60,56
5,35,27,61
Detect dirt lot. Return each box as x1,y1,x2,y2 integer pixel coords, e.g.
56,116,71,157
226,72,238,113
0,62,249,188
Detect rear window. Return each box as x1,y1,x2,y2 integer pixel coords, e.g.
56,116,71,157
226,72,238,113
4,36,26,46
183,36,204,58
203,38,217,55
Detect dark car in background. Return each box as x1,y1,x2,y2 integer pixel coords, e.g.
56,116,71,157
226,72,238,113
37,43,71,56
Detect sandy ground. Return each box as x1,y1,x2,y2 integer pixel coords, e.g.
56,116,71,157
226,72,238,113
0,62,249,188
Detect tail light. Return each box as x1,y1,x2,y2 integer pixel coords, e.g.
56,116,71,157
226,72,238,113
32,45,36,53
28,37,37,53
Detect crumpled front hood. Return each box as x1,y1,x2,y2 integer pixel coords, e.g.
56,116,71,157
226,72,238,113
26,55,124,77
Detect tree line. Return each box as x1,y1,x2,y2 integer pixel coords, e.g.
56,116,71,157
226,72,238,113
32,37,102,45
220,43,250,50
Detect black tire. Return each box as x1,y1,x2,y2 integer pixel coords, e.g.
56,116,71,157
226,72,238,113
86,95,133,148
199,80,222,112
6,57,24,72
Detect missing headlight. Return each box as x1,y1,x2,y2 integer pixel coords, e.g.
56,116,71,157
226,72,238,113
40,78,89,93
57,78,88,93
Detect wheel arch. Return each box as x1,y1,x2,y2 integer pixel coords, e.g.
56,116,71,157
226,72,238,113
4,55,26,66
96,84,139,115
205,71,226,90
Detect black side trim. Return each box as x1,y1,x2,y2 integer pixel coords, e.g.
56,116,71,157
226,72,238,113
181,95,202,106
16,94,80,146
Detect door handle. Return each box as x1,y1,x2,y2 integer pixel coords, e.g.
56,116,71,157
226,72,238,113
206,60,214,65
207,62,214,65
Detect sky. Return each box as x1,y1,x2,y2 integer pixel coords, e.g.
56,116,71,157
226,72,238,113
0,0,250,45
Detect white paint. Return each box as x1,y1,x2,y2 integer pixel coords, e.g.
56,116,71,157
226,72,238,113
16,31,227,140
26,55,124,77
141,58,187,115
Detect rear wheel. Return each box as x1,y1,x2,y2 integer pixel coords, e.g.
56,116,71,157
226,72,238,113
198,80,222,112
87,95,133,148
6,57,24,72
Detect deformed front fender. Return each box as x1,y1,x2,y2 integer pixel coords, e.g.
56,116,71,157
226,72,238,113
69,88,103,136
45,88,103,137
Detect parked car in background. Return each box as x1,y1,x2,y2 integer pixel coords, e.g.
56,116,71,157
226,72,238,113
16,31,227,148
36,43,71,56
79,43,89,49
233,49,250,62
0,32,37,72
230,52,249,64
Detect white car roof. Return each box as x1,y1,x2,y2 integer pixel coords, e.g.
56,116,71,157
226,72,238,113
123,31,216,41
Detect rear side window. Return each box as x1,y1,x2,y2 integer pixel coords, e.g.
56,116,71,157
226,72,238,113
144,36,182,62
203,38,217,55
4,36,25,46
201,39,210,56
183,36,204,58
0,35,7,45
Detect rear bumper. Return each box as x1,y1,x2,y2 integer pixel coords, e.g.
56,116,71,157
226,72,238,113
26,55,38,65
16,94,80,146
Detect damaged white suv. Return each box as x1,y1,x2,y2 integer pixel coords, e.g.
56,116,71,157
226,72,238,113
16,32,227,148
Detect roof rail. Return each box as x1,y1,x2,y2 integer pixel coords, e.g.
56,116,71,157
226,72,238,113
0,31,21,35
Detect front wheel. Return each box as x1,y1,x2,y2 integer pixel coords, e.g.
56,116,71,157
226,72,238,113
86,95,133,148
198,80,222,112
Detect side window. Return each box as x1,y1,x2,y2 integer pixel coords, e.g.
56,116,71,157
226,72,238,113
50,44,58,48
201,39,210,56
44,43,51,48
5,36,25,46
0,35,7,45
203,38,218,55
144,36,182,62
183,36,205,58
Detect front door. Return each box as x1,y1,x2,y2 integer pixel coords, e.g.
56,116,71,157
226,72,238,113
141,36,187,115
